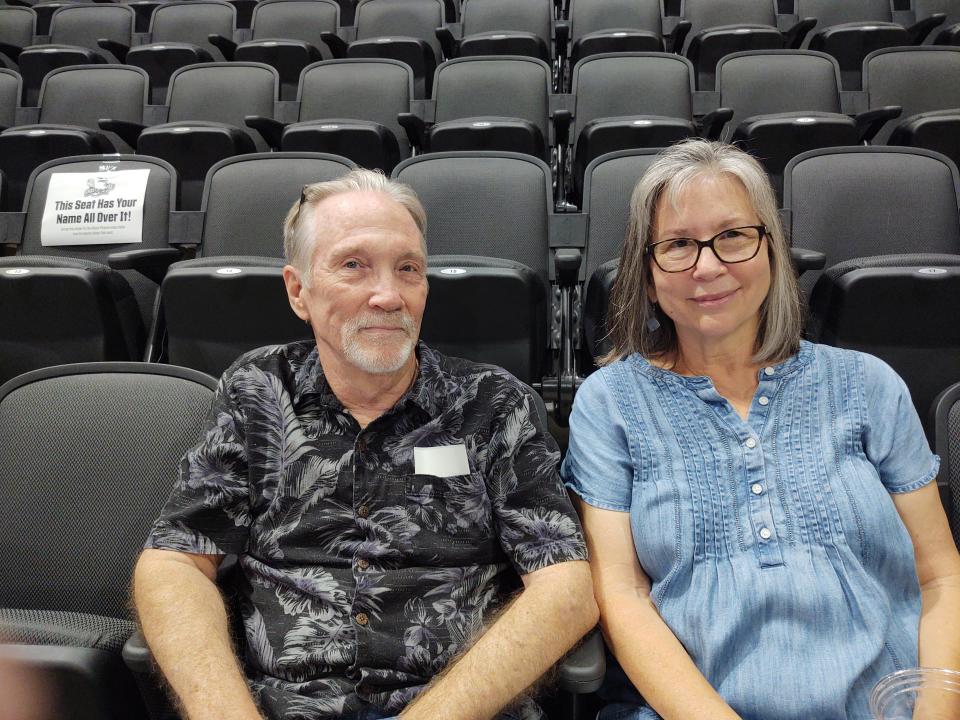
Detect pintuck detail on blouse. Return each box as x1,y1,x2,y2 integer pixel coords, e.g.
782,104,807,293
562,341,939,720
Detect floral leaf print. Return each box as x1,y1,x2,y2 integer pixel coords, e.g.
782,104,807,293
277,611,355,678
442,472,491,533
406,483,445,532
266,565,348,617
498,508,584,571
147,520,222,554
242,603,277,672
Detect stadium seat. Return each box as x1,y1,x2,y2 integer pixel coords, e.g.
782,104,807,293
909,0,959,43
438,0,555,68
0,154,178,383
105,62,279,211
125,0,237,103
323,0,446,98
0,64,148,212
0,361,215,720
932,381,960,547
566,52,701,207
223,0,339,100
795,0,934,89
0,5,36,73
138,152,354,377
566,0,666,72
16,4,134,106
862,47,960,168
246,58,414,173
0,67,20,130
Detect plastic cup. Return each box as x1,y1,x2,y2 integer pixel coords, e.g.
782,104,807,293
870,667,960,719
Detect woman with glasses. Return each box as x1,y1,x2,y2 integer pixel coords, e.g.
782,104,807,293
562,139,960,719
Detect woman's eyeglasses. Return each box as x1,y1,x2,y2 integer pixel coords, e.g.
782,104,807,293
647,225,767,273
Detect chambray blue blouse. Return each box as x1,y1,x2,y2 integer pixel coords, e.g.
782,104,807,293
562,341,939,720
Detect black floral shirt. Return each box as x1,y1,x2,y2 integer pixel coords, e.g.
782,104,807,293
145,341,587,720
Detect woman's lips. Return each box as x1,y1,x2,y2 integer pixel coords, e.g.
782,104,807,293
691,289,738,307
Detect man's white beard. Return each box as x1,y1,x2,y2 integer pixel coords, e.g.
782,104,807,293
340,311,417,374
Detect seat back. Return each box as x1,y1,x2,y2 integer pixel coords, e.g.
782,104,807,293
48,4,134,52
796,0,893,25
250,0,339,45
150,0,237,60
37,65,147,149
0,363,216,617
718,50,842,130
0,68,20,129
433,56,551,140
0,6,36,55
571,52,694,141
933,381,960,547
864,47,960,143
682,0,777,35
913,0,960,23
460,0,551,40
783,146,960,294
394,151,553,282
167,62,277,139
298,59,414,157
199,152,355,257
569,0,663,43
354,0,444,58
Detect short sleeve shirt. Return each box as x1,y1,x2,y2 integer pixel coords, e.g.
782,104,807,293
146,341,587,720
562,342,938,720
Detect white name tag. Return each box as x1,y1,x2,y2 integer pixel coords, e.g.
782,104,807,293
414,444,470,477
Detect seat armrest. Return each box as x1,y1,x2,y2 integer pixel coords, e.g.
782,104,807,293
559,628,606,694
699,107,733,140
906,13,945,44
0,41,23,61
98,118,147,148
122,629,153,675
108,247,182,283
555,19,570,61
97,38,129,62
667,19,691,53
555,248,582,288
321,31,348,58
552,108,572,148
245,115,285,150
790,247,826,274
436,25,457,59
208,33,237,60
784,17,816,48
854,105,901,143
398,112,427,152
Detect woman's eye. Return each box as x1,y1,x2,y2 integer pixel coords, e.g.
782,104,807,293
720,229,747,239
666,239,692,251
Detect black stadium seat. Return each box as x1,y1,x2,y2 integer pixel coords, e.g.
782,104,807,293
0,5,36,73
910,0,959,44
0,67,21,130
932,381,960,546
439,0,555,66
566,0,666,71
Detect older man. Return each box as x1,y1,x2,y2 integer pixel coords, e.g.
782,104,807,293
134,170,598,720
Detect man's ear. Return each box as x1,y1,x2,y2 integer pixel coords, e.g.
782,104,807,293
282,265,311,322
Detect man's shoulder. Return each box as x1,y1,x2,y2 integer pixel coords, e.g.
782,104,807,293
218,341,317,391
421,344,531,399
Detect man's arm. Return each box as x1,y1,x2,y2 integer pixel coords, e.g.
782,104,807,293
398,558,597,720
133,548,263,720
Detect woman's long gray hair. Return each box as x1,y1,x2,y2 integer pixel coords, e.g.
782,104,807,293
599,139,804,367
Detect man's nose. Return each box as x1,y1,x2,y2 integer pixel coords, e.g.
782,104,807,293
368,272,403,311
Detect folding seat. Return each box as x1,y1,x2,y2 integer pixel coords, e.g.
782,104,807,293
10,0,83,37
213,0,340,100
125,0,237,103
932,381,960,545
0,154,178,383
566,0,668,70
565,53,705,207
393,151,558,387
713,50,898,198
0,362,215,720
103,62,279,210
0,5,36,72
784,146,960,430
323,0,446,98
247,58,414,173
676,0,798,90
129,152,354,377
0,67,20,129
15,4,134,106
862,47,960,168
437,0,555,69
401,55,556,166
0,64,148,212
794,0,937,89
911,0,960,43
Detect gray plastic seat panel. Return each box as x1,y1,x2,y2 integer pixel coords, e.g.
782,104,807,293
569,0,663,43
150,0,237,59
251,0,338,44
460,0,551,41
48,4,134,51
354,0,444,57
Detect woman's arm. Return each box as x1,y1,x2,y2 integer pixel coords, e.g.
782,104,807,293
577,500,741,720
892,482,960,669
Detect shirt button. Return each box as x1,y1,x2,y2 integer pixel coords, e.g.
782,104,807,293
758,396,769,406
357,505,370,518
759,527,772,540
751,483,763,495
355,612,369,626
764,366,775,376
745,437,757,449
356,558,369,570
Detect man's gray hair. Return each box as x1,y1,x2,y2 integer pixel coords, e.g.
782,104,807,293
601,139,804,366
282,169,428,286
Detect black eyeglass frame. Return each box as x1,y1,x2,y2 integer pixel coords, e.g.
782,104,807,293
646,225,768,273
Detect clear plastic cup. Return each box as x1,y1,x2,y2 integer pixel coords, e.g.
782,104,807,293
870,667,960,719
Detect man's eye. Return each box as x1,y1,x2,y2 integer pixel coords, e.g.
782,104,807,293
343,260,361,269
400,264,420,273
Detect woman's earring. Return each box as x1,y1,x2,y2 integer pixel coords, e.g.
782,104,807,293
646,305,661,332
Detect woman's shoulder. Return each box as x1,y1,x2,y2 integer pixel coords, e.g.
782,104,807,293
580,354,661,397
802,341,902,386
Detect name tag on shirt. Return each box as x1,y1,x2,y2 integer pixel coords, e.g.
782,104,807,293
414,444,470,477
